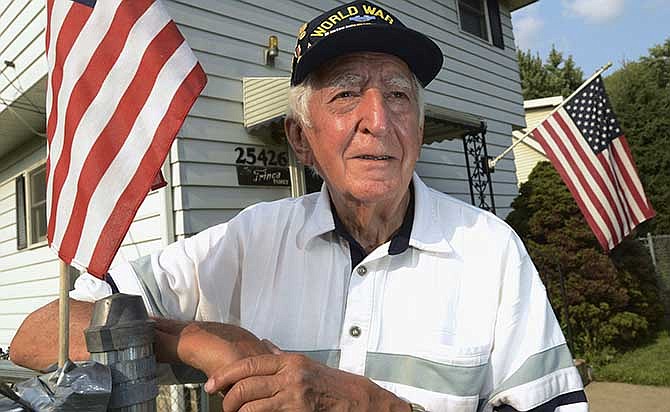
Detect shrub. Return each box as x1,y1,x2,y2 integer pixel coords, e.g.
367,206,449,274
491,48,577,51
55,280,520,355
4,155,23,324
507,162,664,360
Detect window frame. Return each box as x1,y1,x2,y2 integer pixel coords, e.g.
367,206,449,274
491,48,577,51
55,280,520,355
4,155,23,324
27,163,47,245
456,0,506,49
16,162,48,249
457,0,493,44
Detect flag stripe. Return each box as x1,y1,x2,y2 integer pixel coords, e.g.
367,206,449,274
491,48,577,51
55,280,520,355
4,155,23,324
47,0,207,276
50,3,170,251
45,1,88,234
45,0,54,60
46,4,96,145
543,115,620,246
609,145,643,224
609,150,644,225
594,150,633,231
614,137,647,202
57,23,184,260
533,125,611,249
47,0,121,244
45,0,71,127
87,64,206,275
609,142,650,224
73,42,199,267
554,112,631,238
549,114,623,243
48,0,156,243
611,138,654,219
50,0,172,248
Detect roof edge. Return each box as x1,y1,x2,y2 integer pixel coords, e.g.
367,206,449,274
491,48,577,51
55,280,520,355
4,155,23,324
524,95,564,109
506,0,540,12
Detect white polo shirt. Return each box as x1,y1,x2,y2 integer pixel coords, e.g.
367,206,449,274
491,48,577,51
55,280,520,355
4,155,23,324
72,174,587,412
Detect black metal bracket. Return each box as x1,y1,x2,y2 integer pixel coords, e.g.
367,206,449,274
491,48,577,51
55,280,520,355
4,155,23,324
462,121,496,214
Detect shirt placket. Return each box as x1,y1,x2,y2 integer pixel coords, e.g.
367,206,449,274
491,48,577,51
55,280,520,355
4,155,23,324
338,260,375,375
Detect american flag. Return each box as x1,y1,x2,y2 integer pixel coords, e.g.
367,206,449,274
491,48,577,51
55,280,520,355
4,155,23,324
531,76,655,251
45,0,207,277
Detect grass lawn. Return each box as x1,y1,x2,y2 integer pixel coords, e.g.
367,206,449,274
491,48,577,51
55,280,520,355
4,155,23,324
594,331,670,386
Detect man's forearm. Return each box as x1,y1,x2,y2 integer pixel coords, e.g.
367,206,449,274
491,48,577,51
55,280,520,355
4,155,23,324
10,299,93,371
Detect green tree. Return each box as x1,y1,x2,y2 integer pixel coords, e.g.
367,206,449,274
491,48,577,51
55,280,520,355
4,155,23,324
604,38,670,233
507,162,664,360
517,45,584,100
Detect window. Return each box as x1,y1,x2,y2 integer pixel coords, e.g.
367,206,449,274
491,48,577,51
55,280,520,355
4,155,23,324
29,165,47,243
15,164,47,249
304,167,323,194
458,0,488,40
457,0,505,49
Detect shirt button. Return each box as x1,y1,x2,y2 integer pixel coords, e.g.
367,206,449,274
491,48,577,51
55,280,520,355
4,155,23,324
349,326,362,337
356,266,367,276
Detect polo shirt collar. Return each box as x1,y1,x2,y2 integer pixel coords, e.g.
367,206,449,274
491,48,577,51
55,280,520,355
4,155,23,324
409,173,455,254
331,186,414,267
296,173,454,255
296,183,336,249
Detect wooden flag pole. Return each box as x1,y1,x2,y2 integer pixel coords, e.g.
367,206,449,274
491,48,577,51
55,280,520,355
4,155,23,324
58,259,70,368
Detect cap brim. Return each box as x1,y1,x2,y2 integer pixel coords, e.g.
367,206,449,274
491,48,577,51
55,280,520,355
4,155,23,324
292,24,443,87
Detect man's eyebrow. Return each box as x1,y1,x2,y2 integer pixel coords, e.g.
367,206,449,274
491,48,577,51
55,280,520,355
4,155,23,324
384,75,412,90
325,72,364,89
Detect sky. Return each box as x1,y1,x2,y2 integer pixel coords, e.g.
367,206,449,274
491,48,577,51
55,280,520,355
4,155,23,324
511,0,670,77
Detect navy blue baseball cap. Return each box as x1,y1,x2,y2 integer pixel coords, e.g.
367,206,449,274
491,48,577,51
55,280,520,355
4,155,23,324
290,1,444,87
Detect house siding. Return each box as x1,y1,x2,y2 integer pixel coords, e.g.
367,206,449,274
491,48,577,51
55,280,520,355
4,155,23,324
511,103,556,185
0,0,46,106
512,135,547,185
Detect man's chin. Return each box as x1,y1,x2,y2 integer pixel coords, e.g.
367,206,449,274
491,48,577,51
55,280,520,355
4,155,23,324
344,180,409,204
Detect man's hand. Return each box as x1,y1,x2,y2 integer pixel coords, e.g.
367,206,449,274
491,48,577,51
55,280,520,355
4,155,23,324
204,343,410,412
153,318,271,376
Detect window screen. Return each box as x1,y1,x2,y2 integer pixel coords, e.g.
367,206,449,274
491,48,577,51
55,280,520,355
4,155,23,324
29,165,48,243
458,0,488,40
15,176,27,250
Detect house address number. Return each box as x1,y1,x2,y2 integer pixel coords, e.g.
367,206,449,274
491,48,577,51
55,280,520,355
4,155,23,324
235,147,290,187
234,147,289,167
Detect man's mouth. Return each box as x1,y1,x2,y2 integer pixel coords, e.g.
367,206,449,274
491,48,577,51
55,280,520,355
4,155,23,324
357,155,392,160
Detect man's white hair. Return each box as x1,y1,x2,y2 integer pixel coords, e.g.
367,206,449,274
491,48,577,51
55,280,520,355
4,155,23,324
286,72,425,129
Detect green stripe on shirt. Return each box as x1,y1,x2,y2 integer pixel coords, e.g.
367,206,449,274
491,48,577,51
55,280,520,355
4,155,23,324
486,343,575,401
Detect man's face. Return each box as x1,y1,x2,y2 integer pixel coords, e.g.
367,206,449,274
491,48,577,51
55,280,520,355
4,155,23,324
295,52,423,205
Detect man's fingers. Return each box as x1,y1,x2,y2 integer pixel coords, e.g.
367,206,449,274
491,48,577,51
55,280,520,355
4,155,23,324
153,329,180,364
151,317,188,335
261,339,282,355
204,354,280,394
237,395,287,412
222,375,278,412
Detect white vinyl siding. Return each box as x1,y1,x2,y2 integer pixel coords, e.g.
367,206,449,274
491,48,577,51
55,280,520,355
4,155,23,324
512,135,547,185
0,0,46,106
512,103,556,185
0,0,47,157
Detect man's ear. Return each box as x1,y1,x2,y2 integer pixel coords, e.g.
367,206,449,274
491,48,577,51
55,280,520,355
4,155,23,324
284,117,313,166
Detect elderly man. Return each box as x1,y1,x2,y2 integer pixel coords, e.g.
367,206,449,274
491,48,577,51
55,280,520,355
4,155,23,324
12,1,587,411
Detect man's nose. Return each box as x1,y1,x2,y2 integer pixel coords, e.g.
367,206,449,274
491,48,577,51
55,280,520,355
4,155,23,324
358,89,390,136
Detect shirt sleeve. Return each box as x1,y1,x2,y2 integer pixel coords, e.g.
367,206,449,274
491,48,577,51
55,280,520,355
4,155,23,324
70,221,233,320
484,234,588,412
